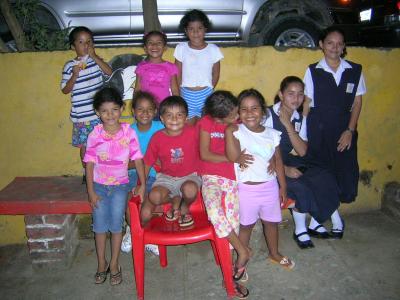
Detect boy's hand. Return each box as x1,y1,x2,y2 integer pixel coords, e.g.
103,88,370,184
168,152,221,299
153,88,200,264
88,42,96,58
226,123,238,134
72,64,81,76
133,185,145,203
88,191,100,209
284,166,302,178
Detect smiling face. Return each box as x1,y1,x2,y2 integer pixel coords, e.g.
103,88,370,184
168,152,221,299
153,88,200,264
239,96,264,132
72,31,93,57
144,34,166,61
133,98,157,128
279,82,305,112
319,31,345,61
160,105,187,135
185,21,207,49
97,102,123,129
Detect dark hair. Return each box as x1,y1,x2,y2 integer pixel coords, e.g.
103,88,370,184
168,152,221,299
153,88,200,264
132,91,157,111
203,90,238,119
179,9,211,31
237,89,268,116
143,30,167,46
319,26,347,58
274,76,305,103
159,96,188,116
93,87,123,111
68,26,94,46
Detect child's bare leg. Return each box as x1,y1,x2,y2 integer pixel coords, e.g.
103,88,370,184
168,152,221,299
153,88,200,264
227,230,249,268
180,180,198,214
80,146,86,168
95,233,107,272
142,186,170,224
125,192,132,226
110,232,122,274
262,220,283,261
238,223,255,249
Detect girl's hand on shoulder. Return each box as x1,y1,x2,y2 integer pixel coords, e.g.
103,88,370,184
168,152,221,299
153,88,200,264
88,191,100,209
134,185,145,203
225,123,238,134
337,130,352,152
284,166,303,178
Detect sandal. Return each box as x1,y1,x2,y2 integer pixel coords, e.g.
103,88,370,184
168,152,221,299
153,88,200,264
110,266,122,286
165,207,180,222
233,282,249,299
94,264,110,284
233,261,249,282
268,256,295,270
178,213,194,227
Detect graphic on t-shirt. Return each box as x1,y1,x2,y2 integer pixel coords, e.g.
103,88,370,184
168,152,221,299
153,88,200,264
171,148,184,164
210,132,224,139
149,70,166,87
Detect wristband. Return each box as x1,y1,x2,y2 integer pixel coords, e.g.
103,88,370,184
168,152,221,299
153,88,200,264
347,128,355,134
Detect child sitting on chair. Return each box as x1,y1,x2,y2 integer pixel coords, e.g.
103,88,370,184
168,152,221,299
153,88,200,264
141,96,202,227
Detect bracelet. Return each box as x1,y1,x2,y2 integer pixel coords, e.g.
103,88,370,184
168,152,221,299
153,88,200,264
347,128,355,134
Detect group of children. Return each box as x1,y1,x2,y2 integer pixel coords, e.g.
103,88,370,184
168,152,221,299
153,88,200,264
61,8,365,299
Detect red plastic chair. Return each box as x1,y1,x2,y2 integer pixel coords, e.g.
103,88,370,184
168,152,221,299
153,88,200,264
128,193,235,300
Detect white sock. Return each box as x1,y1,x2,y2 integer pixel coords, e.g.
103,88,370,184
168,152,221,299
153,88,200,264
309,217,327,232
331,210,343,231
292,210,310,242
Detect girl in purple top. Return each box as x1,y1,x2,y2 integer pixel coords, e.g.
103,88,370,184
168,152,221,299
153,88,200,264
135,31,180,106
84,87,145,286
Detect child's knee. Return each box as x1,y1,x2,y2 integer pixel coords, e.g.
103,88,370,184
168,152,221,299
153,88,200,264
181,181,198,199
148,189,164,205
140,206,153,224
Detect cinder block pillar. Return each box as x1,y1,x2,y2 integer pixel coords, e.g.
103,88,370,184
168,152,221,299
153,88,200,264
24,214,79,270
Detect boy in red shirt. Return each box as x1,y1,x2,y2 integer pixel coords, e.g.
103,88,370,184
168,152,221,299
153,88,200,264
142,96,201,227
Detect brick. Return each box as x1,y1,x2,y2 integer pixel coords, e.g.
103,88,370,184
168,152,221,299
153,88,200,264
47,239,66,250
27,241,47,251
24,215,44,225
45,215,69,225
26,227,64,239
30,250,66,261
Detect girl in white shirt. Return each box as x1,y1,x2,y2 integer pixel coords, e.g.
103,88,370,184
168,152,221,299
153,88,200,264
225,89,295,275
174,9,224,123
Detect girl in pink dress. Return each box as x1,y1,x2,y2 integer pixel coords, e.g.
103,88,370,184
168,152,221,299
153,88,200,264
84,87,145,286
135,31,180,107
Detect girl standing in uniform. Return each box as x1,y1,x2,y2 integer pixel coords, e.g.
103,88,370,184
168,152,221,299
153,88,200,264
303,26,367,238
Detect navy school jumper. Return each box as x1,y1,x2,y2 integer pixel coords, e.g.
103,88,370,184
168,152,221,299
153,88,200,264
269,107,339,223
307,61,362,203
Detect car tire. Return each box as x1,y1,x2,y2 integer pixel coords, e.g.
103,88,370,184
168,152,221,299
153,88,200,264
260,16,320,48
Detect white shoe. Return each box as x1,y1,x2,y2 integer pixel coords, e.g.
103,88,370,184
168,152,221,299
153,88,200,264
121,226,132,253
145,244,159,256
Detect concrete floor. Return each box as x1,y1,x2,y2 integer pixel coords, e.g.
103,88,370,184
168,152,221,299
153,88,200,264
0,210,399,300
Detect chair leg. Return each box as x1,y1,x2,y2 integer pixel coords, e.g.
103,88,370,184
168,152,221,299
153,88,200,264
210,240,221,265
214,237,235,298
132,236,145,300
159,245,168,268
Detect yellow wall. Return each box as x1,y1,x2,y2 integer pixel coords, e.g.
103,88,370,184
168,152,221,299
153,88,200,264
0,46,399,245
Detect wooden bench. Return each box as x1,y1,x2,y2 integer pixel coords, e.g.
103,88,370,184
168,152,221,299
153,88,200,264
0,176,90,269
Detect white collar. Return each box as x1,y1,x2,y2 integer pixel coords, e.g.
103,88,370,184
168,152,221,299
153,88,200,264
272,102,300,122
316,58,352,74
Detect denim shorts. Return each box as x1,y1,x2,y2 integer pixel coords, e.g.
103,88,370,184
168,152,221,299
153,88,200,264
92,182,129,233
72,118,101,147
128,170,156,194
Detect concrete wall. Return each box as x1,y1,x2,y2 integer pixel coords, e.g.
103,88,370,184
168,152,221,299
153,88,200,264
0,46,399,245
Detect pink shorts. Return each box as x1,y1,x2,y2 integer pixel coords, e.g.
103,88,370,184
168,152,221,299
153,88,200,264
238,179,282,225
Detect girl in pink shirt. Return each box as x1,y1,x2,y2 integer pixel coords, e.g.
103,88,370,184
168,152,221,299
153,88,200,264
135,31,180,106
84,87,145,286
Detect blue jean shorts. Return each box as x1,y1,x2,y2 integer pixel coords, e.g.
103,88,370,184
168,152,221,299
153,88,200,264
92,182,129,233
72,118,101,147
128,170,156,194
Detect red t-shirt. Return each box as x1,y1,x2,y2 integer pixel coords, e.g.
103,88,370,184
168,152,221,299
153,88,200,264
198,115,235,180
144,125,199,177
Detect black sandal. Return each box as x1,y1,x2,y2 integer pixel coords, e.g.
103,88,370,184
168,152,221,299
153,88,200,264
234,282,249,299
94,264,110,284
110,266,122,286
